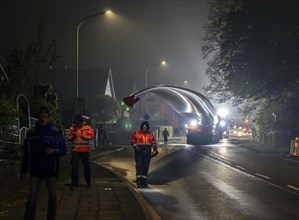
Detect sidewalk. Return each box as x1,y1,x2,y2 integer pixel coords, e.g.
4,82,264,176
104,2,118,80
0,146,156,220
229,137,299,161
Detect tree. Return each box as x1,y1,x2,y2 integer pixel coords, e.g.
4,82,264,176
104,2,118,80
203,0,299,134
0,14,62,127
90,95,121,125
0,98,17,130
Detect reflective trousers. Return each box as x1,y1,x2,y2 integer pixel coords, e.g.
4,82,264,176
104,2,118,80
24,176,57,220
71,151,91,185
134,145,151,184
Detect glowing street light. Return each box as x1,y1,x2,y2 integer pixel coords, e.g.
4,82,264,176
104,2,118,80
76,10,112,98
145,60,166,88
217,108,229,118
184,80,189,88
144,60,166,116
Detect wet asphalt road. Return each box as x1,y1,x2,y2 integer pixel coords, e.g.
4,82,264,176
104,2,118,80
94,138,299,220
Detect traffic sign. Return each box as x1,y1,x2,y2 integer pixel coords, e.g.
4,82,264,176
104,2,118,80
143,114,150,121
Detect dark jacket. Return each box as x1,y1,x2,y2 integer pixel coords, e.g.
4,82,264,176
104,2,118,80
21,122,67,177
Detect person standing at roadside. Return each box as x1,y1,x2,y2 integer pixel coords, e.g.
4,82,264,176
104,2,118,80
131,121,158,188
67,114,94,190
21,106,67,220
162,128,170,144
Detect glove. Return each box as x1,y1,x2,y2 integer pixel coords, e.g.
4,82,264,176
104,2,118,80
46,147,55,155
151,150,159,157
45,142,54,149
81,136,89,141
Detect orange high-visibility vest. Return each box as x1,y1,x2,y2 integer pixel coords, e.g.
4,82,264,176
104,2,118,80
68,125,94,152
131,130,157,147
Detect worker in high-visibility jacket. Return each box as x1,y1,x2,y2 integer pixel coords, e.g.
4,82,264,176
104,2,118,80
131,121,158,188
67,114,94,190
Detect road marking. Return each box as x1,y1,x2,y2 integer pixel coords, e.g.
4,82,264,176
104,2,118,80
202,172,271,219
287,185,299,192
188,148,299,196
255,173,271,180
104,188,112,191
236,165,246,171
210,152,232,164
90,147,124,159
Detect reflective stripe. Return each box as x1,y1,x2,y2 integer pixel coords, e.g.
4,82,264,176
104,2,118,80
131,130,157,148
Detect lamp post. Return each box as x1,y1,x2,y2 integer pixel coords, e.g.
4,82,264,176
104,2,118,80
145,60,166,88
76,10,111,98
144,60,166,117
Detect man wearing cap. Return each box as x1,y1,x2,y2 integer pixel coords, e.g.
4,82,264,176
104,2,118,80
21,106,67,220
131,121,158,188
67,114,94,190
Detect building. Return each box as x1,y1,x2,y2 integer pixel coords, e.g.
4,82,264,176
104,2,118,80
48,68,115,127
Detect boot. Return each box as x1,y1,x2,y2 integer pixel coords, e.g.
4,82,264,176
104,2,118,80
136,177,142,188
141,177,148,188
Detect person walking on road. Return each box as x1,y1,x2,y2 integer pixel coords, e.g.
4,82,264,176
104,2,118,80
162,128,170,144
20,106,67,220
68,114,94,190
131,121,158,188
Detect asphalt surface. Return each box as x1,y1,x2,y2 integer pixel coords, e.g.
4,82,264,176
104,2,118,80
93,137,299,220
0,146,160,220
0,137,298,220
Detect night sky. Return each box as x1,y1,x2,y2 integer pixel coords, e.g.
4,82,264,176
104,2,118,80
0,0,209,89
0,0,238,115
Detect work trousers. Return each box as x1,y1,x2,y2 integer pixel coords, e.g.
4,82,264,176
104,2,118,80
24,176,57,220
71,151,91,185
134,145,151,185
163,135,168,144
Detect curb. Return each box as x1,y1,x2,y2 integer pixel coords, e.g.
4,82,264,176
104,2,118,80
90,147,124,160
98,164,162,220
91,148,162,220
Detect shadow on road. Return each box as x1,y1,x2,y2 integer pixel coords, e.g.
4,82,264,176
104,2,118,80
148,148,204,185
141,187,180,213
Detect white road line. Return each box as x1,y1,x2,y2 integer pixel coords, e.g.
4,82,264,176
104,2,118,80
255,173,271,180
210,152,232,164
236,165,246,171
90,147,124,159
188,148,299,196
287,185,299,192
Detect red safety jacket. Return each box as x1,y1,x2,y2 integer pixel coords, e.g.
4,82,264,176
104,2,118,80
68,124,94,153
131,130,157,149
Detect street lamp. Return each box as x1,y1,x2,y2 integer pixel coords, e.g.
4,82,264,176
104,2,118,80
144,60,166,117
184,80,188,88
76,10,112,98
145,60,166,88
